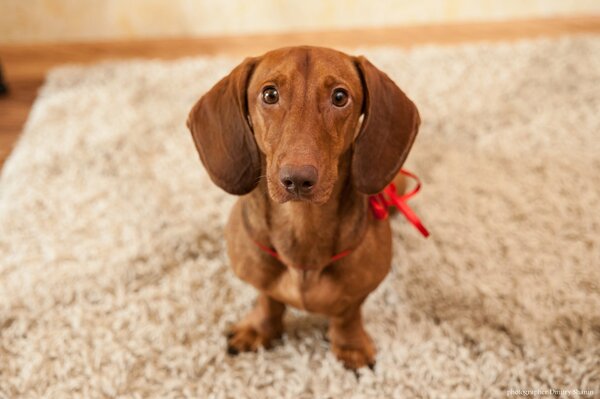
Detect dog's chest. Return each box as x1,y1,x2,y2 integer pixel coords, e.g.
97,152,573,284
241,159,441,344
269,267,351,314
270,208,338,266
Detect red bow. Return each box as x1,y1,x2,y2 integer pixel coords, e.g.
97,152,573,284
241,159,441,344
368,169,430,237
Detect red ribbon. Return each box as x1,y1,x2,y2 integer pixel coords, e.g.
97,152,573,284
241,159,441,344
253,168,429,266
368,169,430,237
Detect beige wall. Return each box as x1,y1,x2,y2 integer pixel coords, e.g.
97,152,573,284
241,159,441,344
1,0,599,44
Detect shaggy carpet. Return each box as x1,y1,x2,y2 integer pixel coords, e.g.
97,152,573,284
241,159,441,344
1,36,599,398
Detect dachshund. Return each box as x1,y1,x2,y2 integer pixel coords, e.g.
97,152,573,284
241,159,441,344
187,46,420,370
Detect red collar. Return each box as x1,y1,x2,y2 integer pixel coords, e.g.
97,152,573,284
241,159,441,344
253,169,429,267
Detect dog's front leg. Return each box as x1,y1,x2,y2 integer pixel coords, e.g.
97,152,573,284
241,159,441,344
226,293,286,355
328,302,376,370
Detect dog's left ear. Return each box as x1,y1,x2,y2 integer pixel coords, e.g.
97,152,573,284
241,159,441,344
352,56,421,194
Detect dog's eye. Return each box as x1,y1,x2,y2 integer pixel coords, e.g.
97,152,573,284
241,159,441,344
331,88,349,107
262,87,279,104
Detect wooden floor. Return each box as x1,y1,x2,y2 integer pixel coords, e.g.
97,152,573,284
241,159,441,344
0,16,599,168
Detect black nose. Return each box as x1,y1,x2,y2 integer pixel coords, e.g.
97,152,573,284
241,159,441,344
279,165,318,195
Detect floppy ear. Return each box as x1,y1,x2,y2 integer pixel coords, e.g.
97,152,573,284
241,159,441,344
352,56,421,194
186,57,261,195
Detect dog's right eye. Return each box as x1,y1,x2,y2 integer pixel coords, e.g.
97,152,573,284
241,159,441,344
262,87,279,104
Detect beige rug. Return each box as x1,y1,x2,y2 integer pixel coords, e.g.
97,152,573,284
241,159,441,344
1,36,599,398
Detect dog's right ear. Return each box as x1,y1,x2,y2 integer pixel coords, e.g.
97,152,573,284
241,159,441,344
187,57,261,195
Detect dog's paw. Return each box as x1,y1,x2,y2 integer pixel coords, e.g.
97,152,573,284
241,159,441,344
226,324,280,355
330,334,376,370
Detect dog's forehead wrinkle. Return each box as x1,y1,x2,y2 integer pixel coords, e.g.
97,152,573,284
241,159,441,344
257,52,359,102
254,71,288,89
302,51,311,78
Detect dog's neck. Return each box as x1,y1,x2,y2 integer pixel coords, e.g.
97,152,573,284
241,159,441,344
242,150,368,269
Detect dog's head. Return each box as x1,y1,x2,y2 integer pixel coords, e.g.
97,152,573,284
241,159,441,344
187,46,420,203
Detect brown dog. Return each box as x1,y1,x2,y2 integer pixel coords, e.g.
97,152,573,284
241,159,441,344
187,46,420,370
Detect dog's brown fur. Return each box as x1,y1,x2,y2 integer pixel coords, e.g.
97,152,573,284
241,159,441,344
187,46,420,369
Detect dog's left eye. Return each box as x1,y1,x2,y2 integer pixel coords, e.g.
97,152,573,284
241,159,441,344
331,88,349,107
